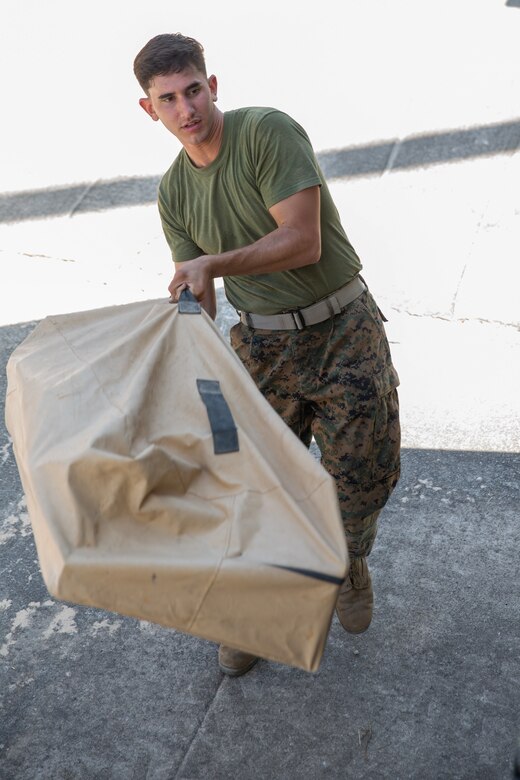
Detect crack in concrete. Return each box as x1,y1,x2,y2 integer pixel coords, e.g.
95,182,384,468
21,252,76,263
389,306,519,330
450,262,468,318
0,248,76,264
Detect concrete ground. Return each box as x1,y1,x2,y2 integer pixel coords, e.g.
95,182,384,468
1,1,520,778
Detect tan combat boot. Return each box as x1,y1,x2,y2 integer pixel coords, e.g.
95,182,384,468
336,557,373,634
218,645,259,677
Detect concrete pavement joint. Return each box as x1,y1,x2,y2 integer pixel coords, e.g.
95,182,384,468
68,179,100,218
173,674,226,779
382,140,401,176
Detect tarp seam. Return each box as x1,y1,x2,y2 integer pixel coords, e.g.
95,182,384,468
186,496,236,632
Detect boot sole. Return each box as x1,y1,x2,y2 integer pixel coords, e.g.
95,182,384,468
219,656,259,677
335,607,373,634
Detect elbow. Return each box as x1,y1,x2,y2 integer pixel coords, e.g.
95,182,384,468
294,227,320,267
306,233,321,266
312,237,322,264
285,226,321,268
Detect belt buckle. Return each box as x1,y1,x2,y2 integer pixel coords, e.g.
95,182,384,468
291,310,305,330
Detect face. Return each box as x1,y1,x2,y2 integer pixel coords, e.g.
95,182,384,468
139,66,218,149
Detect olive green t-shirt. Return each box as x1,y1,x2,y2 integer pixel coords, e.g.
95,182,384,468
158,107,362,315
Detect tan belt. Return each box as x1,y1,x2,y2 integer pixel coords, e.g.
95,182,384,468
239,275,366,330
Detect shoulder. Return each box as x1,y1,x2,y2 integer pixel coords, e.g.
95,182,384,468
233,108,314,170
225,106,309,141
230,106,309,139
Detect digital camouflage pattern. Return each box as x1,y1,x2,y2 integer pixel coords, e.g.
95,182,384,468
229,289,401,559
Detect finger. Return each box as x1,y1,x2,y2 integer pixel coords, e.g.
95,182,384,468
168,281,187,301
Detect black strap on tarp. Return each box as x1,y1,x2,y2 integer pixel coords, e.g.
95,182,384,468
178,288,201,314
196,379,239,454
270,564,345,586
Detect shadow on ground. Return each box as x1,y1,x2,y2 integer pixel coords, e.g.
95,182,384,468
1,118,519,223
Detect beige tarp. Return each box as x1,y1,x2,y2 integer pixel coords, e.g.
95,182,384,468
5,297,347,672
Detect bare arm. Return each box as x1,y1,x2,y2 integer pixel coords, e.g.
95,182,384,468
168,186,321,304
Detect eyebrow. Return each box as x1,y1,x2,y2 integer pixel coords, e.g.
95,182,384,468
157,80,203,101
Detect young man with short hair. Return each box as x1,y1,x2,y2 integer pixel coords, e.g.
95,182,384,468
134,33,401,677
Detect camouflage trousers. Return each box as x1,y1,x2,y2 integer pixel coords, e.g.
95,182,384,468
229,289,401,559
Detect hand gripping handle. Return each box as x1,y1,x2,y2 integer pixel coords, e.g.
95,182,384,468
178,288,201,314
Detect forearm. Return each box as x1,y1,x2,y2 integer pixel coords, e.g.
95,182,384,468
204,224,320,279
170,226,319,303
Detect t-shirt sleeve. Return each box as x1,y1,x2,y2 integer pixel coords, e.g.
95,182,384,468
251,111,323,209
158,185,202,263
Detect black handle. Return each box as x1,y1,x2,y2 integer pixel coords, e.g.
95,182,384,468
178,288,201,314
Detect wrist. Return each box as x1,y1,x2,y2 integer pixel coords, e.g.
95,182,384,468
200,254,217,279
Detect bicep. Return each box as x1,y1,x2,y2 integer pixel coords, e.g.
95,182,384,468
268,186,321,256
269,186,320,233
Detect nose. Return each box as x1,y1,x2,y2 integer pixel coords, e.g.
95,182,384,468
178,95,195,122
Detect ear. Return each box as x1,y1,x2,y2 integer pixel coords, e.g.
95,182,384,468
139,97,159,121
208,74,218,101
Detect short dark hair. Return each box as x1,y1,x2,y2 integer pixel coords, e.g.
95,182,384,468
133,33,207,93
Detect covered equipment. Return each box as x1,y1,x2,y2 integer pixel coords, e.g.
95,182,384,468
5,295,348,672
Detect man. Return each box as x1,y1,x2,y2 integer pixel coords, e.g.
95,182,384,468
133,33,401,677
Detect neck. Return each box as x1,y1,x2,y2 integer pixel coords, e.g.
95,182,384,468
186,108,225,168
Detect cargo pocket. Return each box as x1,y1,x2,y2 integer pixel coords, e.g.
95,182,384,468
229,322,253,366
371,364,401,485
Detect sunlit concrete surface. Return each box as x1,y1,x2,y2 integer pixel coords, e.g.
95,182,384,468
2,151,518,454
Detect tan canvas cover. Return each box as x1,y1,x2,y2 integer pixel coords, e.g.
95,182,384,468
5,297,348,672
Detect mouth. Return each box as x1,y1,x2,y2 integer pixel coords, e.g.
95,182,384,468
182,119,201,131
